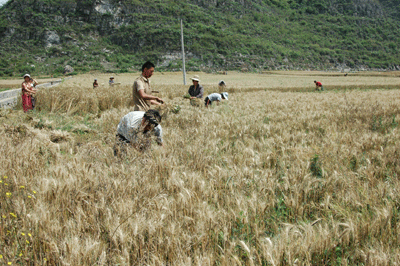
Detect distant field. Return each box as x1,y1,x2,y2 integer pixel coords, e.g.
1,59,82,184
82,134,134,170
1,71,400,264
65,71,400,89
2,71,400,92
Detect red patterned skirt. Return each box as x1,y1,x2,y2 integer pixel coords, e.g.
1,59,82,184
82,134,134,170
22,93,33,112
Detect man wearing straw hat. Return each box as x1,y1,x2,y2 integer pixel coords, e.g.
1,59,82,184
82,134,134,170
188,75,204,99
132,61,164,111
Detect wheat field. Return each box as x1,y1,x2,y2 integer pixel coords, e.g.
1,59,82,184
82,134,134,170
1,72,400,265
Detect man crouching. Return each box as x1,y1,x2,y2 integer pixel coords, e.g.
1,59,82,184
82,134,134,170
114,109,163,156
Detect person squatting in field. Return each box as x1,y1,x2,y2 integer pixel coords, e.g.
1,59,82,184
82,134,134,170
114,109,163,155
204,92,228,107
188,75,204,99
314,80,324,91
132,61,164,111
21,74,38,112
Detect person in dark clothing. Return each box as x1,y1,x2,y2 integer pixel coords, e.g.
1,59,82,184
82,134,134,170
93,79,99,88
188,75,204,99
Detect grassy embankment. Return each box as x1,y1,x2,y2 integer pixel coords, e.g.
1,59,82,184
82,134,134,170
1,0,400,76
0,72,400,265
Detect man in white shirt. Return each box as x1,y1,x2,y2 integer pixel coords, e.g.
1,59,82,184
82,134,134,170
115,109,163,155
204,92,228,107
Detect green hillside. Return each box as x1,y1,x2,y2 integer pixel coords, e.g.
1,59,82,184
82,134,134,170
0,0,400,76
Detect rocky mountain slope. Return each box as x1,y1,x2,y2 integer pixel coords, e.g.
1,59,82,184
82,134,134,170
0,0,399,76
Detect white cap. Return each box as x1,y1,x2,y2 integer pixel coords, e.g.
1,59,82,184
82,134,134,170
23,74,31,78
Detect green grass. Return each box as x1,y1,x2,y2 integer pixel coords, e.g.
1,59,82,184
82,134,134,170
1,0,400,77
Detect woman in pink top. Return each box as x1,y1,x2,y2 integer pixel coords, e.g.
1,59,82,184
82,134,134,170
21,74,37,112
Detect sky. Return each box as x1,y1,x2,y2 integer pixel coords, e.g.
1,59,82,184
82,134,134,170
0,0,8,7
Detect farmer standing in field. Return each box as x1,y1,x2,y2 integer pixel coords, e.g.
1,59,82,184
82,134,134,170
314,80,324,91
21,74,38,112
114,109,163,155
132,61,164,111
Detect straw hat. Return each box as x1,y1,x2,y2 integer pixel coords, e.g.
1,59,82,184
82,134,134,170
23,74,31,78
222,92,229,100
190,75,200,82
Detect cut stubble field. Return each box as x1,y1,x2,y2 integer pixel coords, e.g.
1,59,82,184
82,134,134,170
1,71,400,265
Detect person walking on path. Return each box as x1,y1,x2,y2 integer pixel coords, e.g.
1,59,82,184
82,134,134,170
314,80,324,91
21,74,37,112
188,75,204,99
132,61,164,111
114,109,163,155
204,92,228,107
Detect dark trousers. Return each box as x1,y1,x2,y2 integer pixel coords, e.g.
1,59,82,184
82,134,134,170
204,97,211,106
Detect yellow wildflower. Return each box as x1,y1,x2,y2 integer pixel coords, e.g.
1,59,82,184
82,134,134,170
0,254,2,258
19,253,22,257
32,191,37,194
4,183,8,186
21,233,25,236
26,240,30,244
3,176,7,179
28,196,32,199
0,180,2,183
9,213,16,218
28,233,32,237
1,215,5,219
7,262,11,265
6,192,11,197
20,186,25,189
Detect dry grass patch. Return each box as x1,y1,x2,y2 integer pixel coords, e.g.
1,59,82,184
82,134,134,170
1,82,400,265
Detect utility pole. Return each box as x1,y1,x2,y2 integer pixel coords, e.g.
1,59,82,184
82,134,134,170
181,19,186,85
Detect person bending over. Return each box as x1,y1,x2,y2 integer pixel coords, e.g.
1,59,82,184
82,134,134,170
115,109,163,155
314,80,324,91
204,92,228,107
